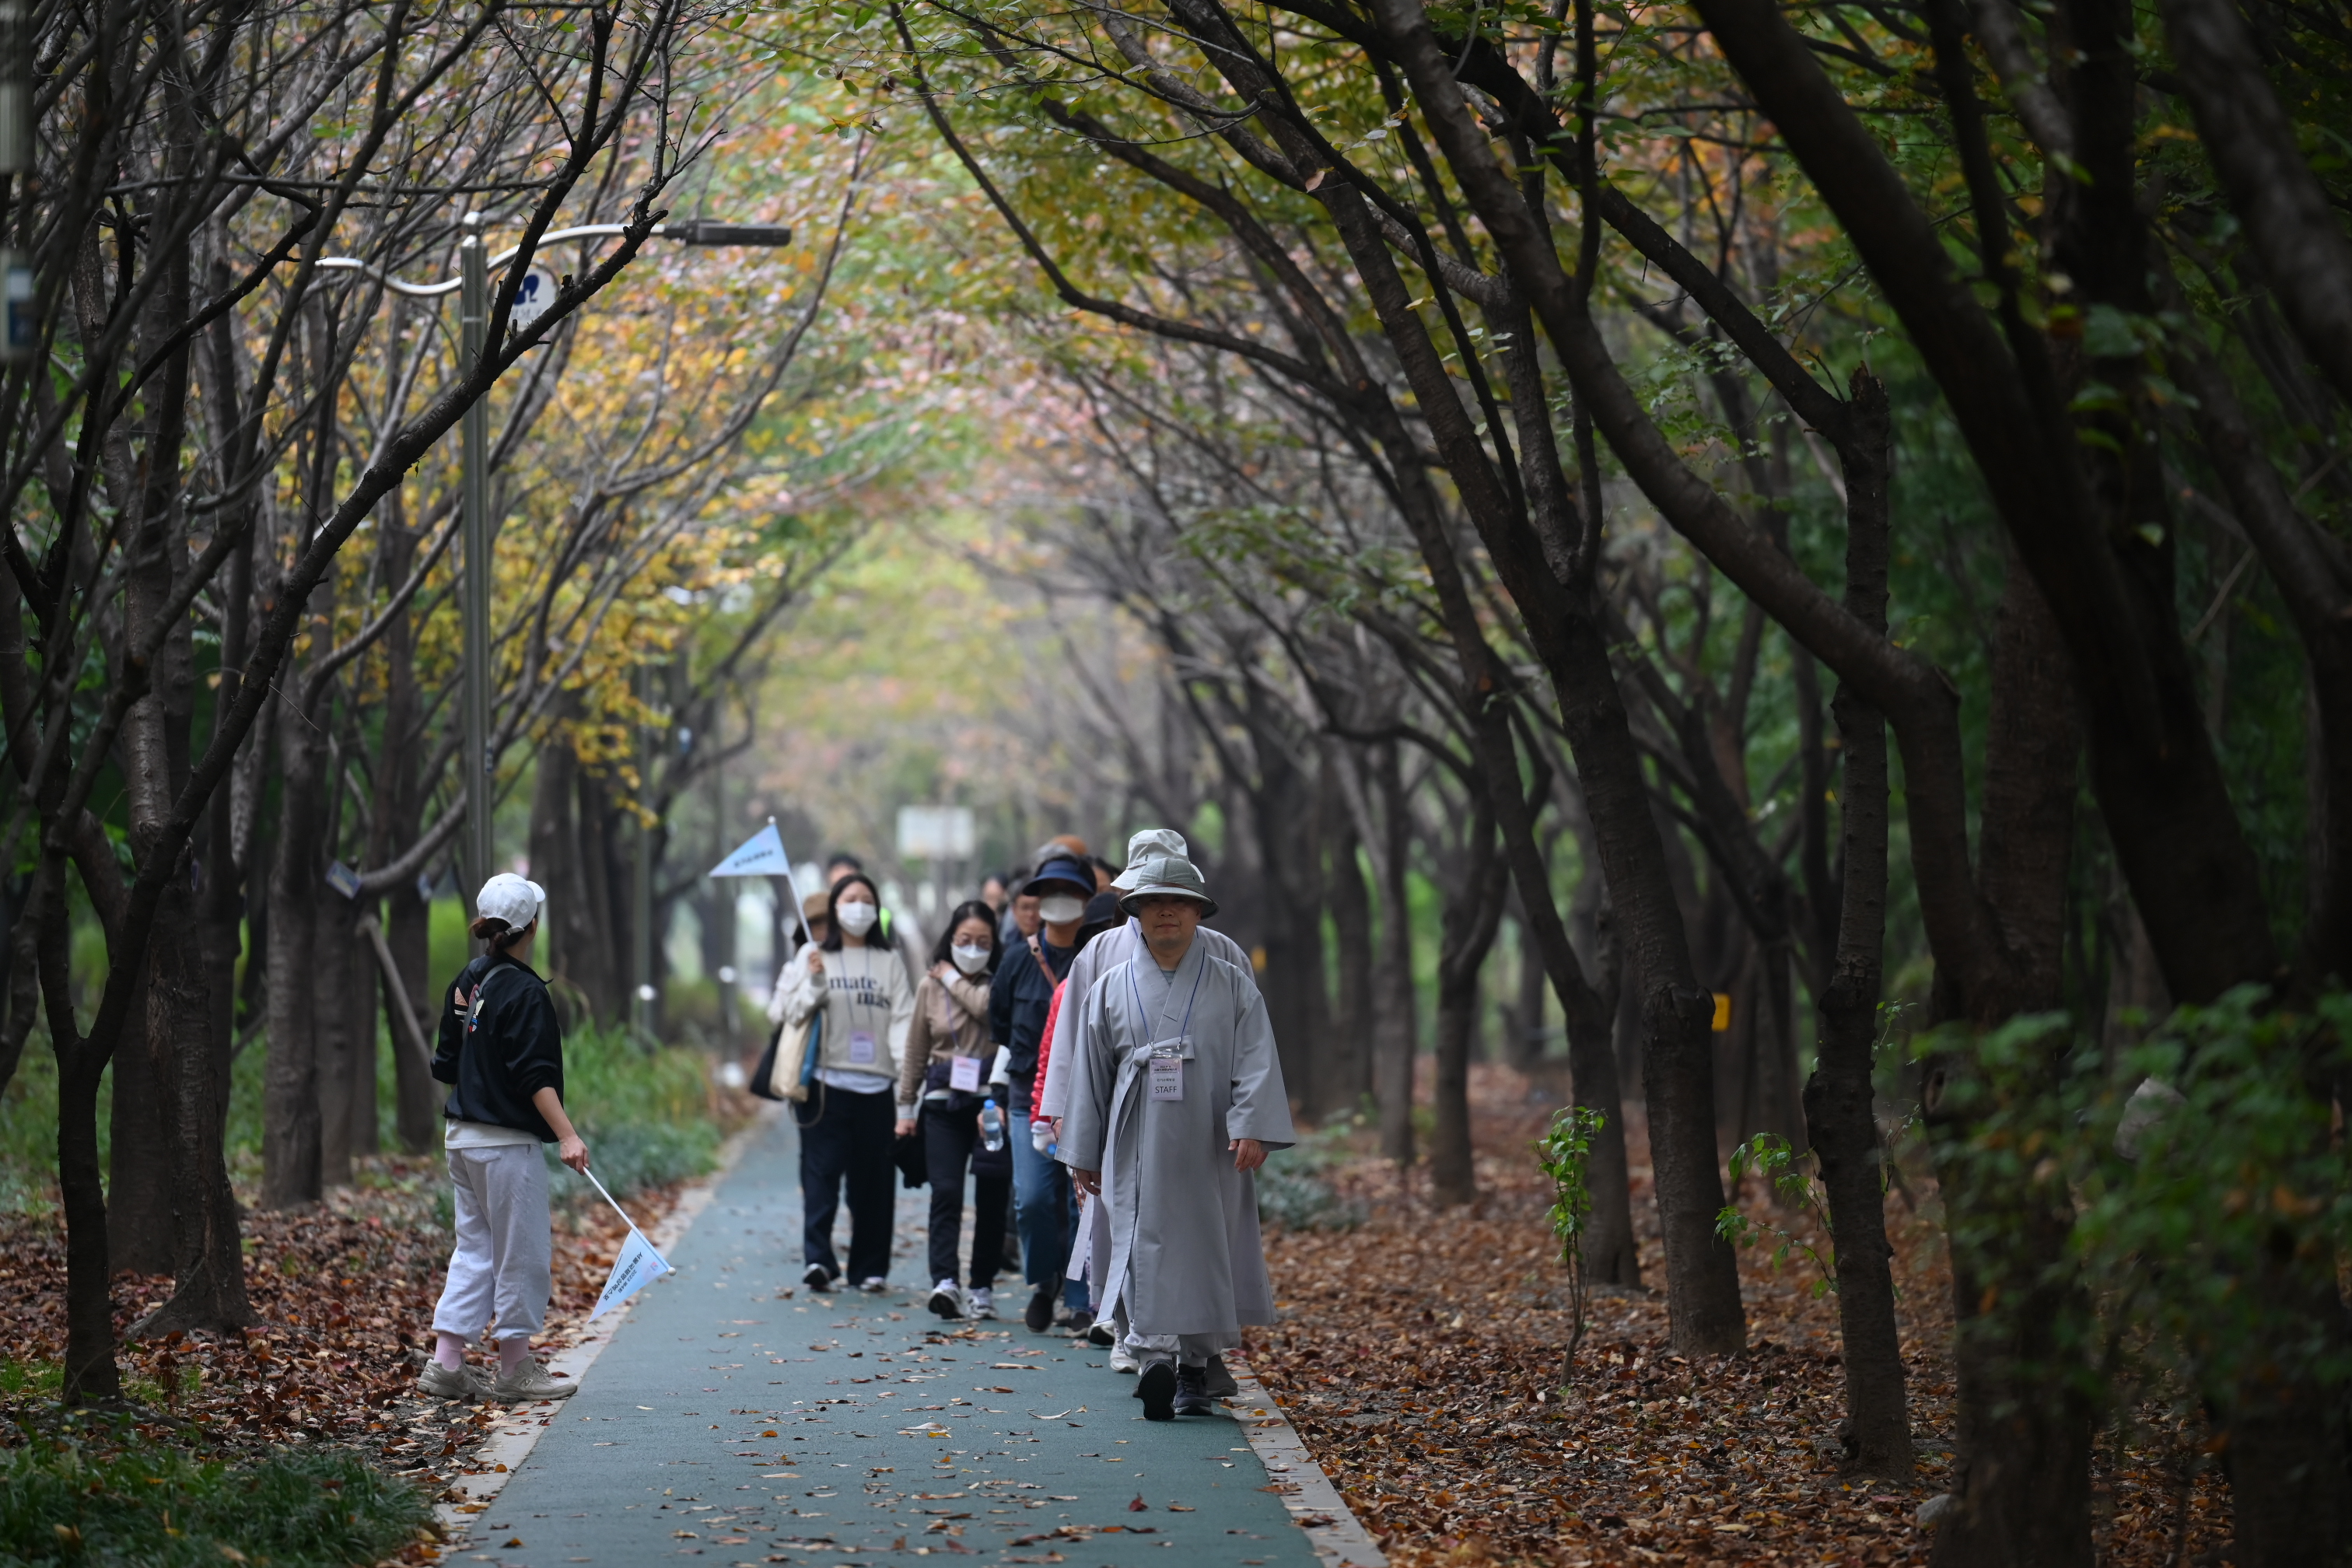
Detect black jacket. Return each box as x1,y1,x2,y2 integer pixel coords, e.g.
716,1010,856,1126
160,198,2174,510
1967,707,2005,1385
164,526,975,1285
989,934,1073,1084
432,952,565,1141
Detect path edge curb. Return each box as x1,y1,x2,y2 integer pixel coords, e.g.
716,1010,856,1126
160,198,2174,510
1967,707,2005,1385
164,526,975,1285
429,1104,782,1547
1227,1363,1389,1568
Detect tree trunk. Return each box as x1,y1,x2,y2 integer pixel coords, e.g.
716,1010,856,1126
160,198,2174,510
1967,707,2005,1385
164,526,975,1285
1800,369,1909,1479
373,494,439,1150
317,886,359,1188
264,685,329,1210
1323,762,1377,1122
1430,802,1509,1206
1370,743,1418,1166
1929,556,2089,1568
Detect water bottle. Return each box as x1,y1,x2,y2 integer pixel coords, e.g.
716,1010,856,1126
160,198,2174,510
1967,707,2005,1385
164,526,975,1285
1030,1119,1055,1157
980,1097,1006,1153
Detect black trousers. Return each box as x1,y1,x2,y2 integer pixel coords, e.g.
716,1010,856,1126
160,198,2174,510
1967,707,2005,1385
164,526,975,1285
923,1101,1010,1289
796,1083,895,1284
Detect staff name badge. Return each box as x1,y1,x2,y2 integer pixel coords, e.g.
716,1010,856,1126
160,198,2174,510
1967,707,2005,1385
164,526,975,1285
848,1030,877,1066
1148,1042,1187,1102
949,1055,982,1094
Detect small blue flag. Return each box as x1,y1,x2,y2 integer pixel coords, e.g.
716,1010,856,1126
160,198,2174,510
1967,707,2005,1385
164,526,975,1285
711,820,791,878
590,1227,671,1322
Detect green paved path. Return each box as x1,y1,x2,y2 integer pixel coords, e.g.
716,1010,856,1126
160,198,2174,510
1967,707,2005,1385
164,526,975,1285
467,1111,1320,1568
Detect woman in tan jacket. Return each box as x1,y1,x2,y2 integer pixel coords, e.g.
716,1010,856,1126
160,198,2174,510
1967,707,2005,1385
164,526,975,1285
895,899,1010,1318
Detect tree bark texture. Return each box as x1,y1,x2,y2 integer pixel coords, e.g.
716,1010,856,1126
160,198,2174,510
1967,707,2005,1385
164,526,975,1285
1798,369,1910,1479
1430,798,1509,1206
1319,753,1377,1122
263,680,328,1211
1929,559,2089,1568
1372,743,1418,1166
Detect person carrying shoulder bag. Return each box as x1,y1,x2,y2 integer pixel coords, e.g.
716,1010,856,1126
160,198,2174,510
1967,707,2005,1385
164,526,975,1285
422,873,587,1405
771,873,912,1293
898,900,1012,1319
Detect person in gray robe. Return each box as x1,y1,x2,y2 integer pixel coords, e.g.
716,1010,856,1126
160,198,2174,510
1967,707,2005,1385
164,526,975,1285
1059,849,1295,1420
1038,829,1250,1387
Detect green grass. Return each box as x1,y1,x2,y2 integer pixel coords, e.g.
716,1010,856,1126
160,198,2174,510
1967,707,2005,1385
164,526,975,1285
549,1021,722,1201
0,1431,431,1567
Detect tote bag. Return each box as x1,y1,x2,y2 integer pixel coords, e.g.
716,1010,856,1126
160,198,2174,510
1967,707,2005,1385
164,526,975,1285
749,1009,822,1103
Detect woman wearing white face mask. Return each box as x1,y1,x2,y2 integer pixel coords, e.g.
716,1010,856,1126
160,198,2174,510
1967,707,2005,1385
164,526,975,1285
897,901,1010,1318
770,873,912,1293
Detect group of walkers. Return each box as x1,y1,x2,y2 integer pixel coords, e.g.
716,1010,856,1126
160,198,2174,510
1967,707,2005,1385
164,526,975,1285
416,829,1295,1424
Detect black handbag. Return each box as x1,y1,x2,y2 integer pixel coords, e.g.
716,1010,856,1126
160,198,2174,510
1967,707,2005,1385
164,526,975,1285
893,1109,929,1189
747,1021,787,1102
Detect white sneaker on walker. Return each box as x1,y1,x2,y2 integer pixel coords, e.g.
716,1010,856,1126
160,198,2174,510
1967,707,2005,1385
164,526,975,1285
1108,1343,1139,1374
968,1287,995,1319
929,1280,966,1319
418,1359,492,1401
492,1361,576,1402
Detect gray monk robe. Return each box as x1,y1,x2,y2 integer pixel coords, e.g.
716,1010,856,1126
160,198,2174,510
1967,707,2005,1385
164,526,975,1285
1059,940,1296,1337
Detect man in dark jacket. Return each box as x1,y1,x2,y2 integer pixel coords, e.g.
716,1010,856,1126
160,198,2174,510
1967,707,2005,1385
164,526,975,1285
992,852,1094,1330
425,873,589,1405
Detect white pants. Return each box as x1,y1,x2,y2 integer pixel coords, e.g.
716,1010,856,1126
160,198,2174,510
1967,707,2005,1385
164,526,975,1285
432,1144,553,1342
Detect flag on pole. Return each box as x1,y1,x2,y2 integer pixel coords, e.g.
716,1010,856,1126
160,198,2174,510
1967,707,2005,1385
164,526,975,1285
709,817,814,946
580,1168,672,1322
709,821,789,877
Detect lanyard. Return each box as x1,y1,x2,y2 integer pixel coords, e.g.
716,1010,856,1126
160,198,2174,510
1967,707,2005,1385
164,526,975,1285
1127,948,1206,1048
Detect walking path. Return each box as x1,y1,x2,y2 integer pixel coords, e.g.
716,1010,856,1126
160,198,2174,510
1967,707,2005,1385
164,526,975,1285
435,1108,1379,1568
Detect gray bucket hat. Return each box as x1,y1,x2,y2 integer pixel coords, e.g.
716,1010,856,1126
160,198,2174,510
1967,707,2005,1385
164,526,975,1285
1111,828,1192,891
1116,851,1217,919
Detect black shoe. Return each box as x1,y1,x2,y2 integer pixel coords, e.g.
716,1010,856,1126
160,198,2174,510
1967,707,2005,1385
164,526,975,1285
929,1282,966,1320
1086,1320,1117,1347
1139,1361,1177,1422
1173,1363,1213,1416
1203,1355,1238,1399
803,1263,833,1293
1024,1286,1055,1333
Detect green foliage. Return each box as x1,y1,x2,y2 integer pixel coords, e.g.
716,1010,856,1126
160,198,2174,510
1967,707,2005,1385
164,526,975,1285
1715,1133,1838,1297
0,1433,430,1567
1256,1121,1366,1232
1536,1106,1605,1373
1924,987,2352,1418
546,1021,722,1200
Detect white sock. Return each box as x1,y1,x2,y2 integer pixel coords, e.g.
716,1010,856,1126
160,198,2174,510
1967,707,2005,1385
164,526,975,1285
499,1337,530,1377
434,1332,468,1372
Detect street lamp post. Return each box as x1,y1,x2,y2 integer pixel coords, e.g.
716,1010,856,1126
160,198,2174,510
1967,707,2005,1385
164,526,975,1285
313,215,792,930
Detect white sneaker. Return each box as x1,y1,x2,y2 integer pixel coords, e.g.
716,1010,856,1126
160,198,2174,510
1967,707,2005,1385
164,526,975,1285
968,1288,995,1319
803,1263,834,1292
417,1359,492,1402
1108,1343,1139,1374
492,1361,576,1402
857,1276,889,1294
929,1280,966,1319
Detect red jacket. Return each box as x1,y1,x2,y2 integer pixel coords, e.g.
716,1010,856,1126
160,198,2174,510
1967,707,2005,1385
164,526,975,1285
1031,979,1066,1123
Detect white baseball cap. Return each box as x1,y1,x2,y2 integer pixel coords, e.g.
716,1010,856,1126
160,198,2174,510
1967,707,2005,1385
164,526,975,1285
475,872,546,929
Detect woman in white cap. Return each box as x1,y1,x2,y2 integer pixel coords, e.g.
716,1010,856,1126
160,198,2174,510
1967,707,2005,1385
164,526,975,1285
421,872,589,1404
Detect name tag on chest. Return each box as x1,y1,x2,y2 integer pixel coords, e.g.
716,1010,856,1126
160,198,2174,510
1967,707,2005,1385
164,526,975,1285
848,1031,878,1066
1148,1041,1188,1102
949,1055,982,1094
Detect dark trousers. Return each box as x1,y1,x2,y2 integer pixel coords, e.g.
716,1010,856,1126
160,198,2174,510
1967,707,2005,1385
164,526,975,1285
795,1083,895,1284
922,1101,1010,1289
1007,1074,1088,1311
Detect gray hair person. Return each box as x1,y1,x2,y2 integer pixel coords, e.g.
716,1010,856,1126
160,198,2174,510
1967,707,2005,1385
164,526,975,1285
1056,847,1295,1420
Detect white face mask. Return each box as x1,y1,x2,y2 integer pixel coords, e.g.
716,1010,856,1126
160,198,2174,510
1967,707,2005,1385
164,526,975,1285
835,901,879,937
1037,893,1087,926
950,943,991,975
